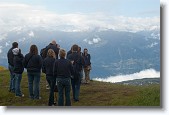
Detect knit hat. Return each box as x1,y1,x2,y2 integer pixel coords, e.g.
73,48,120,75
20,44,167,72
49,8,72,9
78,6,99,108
12,48,20,55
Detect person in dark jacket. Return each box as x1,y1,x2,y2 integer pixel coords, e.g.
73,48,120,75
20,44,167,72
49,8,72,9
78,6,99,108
78,47,85,83
66,46,73,59
68,44,83,102
42,49,56,106
7,42,18,93
42,40,60,90
13,48,24,97
46,40,60,59
53,49,74,106
83,48,91,84
23,45,42,99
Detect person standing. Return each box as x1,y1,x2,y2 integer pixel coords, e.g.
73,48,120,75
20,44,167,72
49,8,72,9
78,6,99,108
68,44,83,102
78,47,85,83
40,40,60,90
23,45,42,99
7,42,18,93
83,48,91,84
42,49,56,106
13,48,24,97
66,46,73,59
53,49,74,106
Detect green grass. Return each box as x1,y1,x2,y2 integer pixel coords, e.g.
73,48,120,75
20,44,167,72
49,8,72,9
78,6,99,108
0,70,160,106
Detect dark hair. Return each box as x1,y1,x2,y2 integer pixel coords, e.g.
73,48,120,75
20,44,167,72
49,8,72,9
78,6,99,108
83,48,88,55
78,47,81,52
29,45,38,55
84,48,88,51
72,44,78,52
12,42,18,48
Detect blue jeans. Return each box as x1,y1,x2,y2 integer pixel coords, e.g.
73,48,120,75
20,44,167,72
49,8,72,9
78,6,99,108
27,72,41,99
8,65,15,92
46,76,56,106
71,77,81,101
56,77,71,106
14,73,22,96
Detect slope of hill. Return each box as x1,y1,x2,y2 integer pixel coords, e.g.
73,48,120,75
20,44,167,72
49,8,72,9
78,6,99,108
0,70,160,106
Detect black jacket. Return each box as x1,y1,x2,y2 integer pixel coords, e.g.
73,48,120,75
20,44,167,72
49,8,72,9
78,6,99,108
7,48,14,66
68,52,84,71
83,54,91,67
46,43,60,59
13,53,24,74
42,56,56,76
53,58,74,78
66,50,72,59
23,53,42,73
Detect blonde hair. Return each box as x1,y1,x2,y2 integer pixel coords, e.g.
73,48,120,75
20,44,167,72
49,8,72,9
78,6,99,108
59,49,66,58
47,49,56,58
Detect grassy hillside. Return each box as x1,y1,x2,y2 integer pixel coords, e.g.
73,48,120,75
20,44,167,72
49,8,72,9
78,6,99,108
0,70,160,106
0,66,6,71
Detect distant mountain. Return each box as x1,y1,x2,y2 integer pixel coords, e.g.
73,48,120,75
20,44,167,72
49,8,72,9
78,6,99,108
0,29,160,78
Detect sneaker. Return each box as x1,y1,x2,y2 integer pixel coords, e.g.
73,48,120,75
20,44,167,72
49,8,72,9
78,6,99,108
46,85,50,90
34,97,41,100
9,90,15,93
15,94,24,97
74,99,79,102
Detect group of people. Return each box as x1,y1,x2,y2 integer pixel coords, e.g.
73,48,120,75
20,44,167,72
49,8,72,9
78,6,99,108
7,40,91,106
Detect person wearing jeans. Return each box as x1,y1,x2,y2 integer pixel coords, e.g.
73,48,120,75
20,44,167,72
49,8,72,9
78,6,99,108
57,77,71,106
68,45,83,102
8,65,15,93
42,49,56,106
27,72,41,99
13,48,24,97
7,42,18,93
23,45,42,99
14,73,23,97
71,78,81,101
54,49,74,106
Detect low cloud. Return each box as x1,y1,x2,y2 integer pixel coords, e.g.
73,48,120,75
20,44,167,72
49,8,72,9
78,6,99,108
93,69,160,83
84,37,102,45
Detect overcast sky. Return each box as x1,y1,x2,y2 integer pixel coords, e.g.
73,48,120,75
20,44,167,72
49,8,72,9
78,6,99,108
0,0,160,34
0,0,160,17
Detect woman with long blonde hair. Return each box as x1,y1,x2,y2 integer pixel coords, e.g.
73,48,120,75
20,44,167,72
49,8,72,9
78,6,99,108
42,49,57,106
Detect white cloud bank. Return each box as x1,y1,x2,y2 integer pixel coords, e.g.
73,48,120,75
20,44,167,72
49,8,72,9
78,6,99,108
0,3,160,40
93,69,160,83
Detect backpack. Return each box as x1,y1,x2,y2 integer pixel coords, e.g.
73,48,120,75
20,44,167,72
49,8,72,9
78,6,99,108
40,47,48,60
72,55,81,81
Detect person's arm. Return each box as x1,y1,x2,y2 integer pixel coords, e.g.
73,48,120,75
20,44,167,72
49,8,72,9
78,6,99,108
39,55,43,70
69,61,74,76
53,60,58,77
42,60,46,73
88,54,91,65
22,55,27,68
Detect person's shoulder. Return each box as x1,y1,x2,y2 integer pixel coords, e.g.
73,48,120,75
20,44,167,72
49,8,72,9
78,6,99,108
25,53,30,57
7,48,13,53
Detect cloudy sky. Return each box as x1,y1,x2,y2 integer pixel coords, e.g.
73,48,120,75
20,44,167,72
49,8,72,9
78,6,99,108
0,0,160,34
